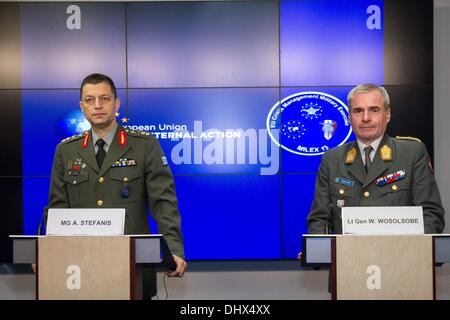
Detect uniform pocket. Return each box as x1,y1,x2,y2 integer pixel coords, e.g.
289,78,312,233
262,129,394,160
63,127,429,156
330,182,357,201
376,178,411,205
109,168,142,204
63,172,89,205
109,168,141,182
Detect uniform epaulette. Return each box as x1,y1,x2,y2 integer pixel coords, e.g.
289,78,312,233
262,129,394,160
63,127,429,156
395,136,421,143
60,132,88,144
124,128,152,138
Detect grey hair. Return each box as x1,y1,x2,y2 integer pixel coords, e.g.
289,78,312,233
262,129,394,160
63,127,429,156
347,83,390,110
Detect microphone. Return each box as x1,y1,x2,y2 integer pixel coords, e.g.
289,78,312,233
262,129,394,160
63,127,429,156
37,205,49,235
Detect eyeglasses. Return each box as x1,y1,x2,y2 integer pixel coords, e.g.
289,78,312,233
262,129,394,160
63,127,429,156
81,95,115,106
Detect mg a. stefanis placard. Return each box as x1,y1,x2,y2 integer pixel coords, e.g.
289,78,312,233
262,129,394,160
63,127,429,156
46,208,125,236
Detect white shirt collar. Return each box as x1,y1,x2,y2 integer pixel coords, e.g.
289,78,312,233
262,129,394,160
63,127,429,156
91,123,118,152
356,136,383,163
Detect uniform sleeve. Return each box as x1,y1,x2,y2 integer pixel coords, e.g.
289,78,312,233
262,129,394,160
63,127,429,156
48,144,70,208
307,152,332,234
144,138,184,258
412,143,445,233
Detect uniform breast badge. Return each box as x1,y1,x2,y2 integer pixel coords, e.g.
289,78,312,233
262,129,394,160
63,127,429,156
112,158,137,167
121,185,130,198
375,170,406,186
67,159,84,175
121,177,130,198
337,200,345,208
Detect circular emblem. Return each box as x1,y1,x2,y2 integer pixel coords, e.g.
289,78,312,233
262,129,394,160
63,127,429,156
55,110,91,138
266,91,352,156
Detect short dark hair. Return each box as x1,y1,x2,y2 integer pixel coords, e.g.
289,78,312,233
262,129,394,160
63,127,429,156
80,73,117,99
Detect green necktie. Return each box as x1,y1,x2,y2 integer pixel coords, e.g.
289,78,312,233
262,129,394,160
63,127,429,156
364,145,373,172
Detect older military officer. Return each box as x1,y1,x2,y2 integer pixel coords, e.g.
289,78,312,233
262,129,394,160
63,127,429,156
48,73,186,298
307,83,445,234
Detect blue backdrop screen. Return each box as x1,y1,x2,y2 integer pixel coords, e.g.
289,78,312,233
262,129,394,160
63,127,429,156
21,0,384,259
280,0,384,86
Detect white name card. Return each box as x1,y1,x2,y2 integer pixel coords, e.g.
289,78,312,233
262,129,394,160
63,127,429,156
342,206,424,235
46,208,125,236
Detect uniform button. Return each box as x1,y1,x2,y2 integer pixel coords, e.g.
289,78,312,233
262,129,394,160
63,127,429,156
363,191,370,198
392,185,398,191
98,177,104,183
339,189,345,195
97,200,103,206
123,177,128,182
73,180,77,185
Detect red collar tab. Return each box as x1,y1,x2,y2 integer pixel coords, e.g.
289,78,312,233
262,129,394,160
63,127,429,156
119,130,127,146
82,132,90,149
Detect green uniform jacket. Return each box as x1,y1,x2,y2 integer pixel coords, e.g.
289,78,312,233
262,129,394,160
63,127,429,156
307,134,445,234
48,124,184,258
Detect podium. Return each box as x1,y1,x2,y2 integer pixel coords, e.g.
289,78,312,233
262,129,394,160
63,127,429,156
10,234,175,300
302,234,450,300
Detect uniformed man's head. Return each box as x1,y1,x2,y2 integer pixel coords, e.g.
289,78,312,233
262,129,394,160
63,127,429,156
79,73,120,132
347,83,391,145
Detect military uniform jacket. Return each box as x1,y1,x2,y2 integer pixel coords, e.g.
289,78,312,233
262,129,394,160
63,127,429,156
307,134,445,234
48,124,184,258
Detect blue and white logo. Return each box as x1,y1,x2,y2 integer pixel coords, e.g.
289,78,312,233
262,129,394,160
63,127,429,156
266,92,352,156
55,110,91,139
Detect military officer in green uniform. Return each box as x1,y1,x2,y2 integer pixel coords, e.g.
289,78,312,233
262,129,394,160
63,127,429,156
47,73,186,297
307,83,445,234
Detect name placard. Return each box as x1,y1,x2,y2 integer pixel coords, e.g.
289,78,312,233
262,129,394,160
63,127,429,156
341,206,424,235
46,208,125,236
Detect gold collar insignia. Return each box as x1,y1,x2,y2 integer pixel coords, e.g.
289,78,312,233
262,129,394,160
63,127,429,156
345,147,357,164
380,144,392,161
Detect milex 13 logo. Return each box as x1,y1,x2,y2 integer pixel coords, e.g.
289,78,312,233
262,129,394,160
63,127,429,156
267,91,352,156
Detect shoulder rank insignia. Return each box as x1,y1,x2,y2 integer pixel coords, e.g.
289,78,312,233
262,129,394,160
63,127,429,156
380,144,392,161
427,156,434,173
395,136,421,143
345,147,357,164
124,128,151,138
60,131,89,145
